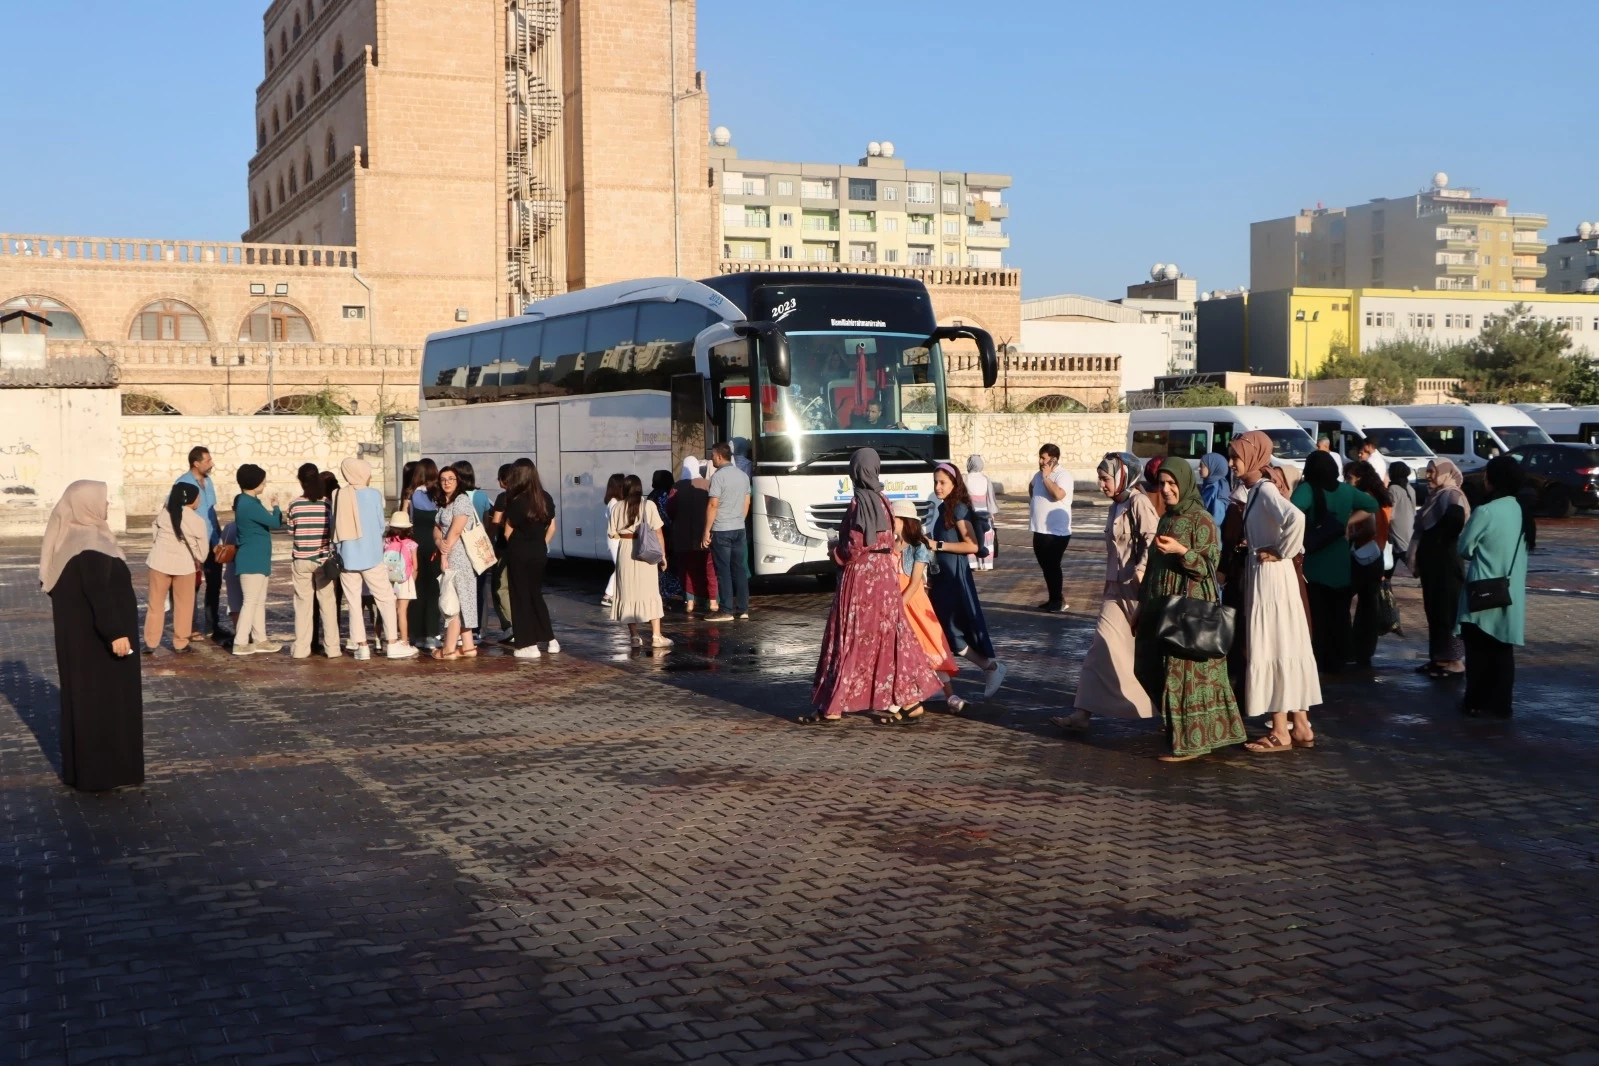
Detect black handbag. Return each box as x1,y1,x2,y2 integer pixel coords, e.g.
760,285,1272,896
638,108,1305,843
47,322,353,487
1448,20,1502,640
1153,552,1237,661
319,496,344,582
1465,531,1523,612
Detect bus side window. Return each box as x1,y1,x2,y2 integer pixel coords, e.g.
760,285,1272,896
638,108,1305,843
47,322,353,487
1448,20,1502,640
466,329,502,402
1212,423,1233,452
1131,430,1165,459
1473,431,1502,460
1416,425,1463,455
421,335,472,407
1168,429,1207,459
581,305,639,394
541,313,588,395
636,301,717,389
499,321,542,398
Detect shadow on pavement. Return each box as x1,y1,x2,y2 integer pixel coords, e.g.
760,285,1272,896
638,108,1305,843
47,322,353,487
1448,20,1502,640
0,657,63,777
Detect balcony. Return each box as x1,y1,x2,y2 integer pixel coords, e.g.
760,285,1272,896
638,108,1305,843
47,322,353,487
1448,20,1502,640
1511,213,1550,230
1513,262,1548,279
965,224,1009,246
964,202,1009,220
717,259,1020,288
1513,235,1546,255
0,232,358,271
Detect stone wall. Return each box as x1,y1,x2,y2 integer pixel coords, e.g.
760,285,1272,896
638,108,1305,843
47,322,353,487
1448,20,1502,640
0,388,125,534
121,415,387,517
949,413,1129,496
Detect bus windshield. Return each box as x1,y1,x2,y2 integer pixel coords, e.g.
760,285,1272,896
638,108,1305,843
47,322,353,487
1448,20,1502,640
1264,428,1316,460
758,331,948,436
1493,424,1553,450
1362,427,1432,458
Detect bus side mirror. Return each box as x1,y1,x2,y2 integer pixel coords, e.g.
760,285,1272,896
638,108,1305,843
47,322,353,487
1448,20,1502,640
929,325,998,388
735,322,791,388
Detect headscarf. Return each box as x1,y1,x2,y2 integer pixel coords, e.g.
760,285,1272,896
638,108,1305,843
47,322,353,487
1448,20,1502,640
166,481,199,543
849,447,890,545
1096,453,1133,501
1417,458,1470,533
678,456,701,482
1199,452,1230,492
1280,462,1303,494
1157,455,1206,521
1228,431,1289,495
966,455,985,473
39,480,124,593
1142,455,1165,491
335,457,371,542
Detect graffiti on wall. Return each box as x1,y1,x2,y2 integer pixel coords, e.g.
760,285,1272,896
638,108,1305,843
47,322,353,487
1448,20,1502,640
0,438,40,495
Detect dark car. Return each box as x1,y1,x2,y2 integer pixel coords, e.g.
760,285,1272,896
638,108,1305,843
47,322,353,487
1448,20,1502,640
1506,443,1599,517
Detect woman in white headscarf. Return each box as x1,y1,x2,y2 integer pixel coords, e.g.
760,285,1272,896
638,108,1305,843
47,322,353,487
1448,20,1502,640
965,455,999,570
39,480,143,790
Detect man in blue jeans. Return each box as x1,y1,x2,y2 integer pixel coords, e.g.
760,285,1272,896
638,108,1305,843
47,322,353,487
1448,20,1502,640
702,441,751,621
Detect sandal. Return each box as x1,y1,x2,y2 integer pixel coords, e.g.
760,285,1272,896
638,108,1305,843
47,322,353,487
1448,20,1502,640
872,709,907,725
458,648,478,658
1051,710,1091,732
431,649,461,661
901,703,925,721
1291,730,1316,749
796,713,843,725
1245,732,1295,754
1425,663,1465,680
1156,752,1203,763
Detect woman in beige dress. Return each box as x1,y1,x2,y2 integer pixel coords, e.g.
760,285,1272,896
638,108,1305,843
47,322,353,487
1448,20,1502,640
144,482,208,655
1056,453,1158,731
607,474,672,648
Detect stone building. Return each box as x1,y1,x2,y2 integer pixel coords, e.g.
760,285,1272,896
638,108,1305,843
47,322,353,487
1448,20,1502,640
0,0,1017,418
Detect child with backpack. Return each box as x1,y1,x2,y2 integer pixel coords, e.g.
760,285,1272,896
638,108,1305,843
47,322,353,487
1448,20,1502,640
383,511,418,650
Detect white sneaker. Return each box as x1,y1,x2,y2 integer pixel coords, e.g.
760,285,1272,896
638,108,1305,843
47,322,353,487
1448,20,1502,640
546,639,560,654
257,641,282,654
513,644,542,659
385,642,419,659
353,644,372,661
232,642,257,656
982,661,1008,698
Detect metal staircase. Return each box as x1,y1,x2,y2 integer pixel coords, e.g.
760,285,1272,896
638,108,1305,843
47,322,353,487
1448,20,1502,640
505,0,565,305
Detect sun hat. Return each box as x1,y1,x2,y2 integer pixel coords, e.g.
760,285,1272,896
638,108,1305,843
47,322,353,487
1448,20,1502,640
388,510,413,529
890,499,920,520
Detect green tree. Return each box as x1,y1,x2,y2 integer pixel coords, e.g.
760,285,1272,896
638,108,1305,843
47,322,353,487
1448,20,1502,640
1314,335,1467,404
1558,355,1599,405
1166,384,1236,407
1459,303,1573,403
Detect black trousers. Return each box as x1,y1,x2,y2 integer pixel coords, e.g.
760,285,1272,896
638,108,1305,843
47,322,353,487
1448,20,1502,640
1350,559,1385,666
1033,532,1071,605
409,519,442,643
200,548,225,635
506,546,553,647
1462,622,1515,716
1306,581,1354,673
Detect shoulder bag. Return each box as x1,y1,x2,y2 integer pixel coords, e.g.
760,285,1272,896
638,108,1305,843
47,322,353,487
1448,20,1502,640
1465,530,1523,612
1154,543,1237,661
318,495,344,582
459,503,498,575
632,505,665,565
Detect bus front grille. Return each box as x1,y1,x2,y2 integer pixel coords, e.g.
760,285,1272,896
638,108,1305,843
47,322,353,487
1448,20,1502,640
805,499,935,532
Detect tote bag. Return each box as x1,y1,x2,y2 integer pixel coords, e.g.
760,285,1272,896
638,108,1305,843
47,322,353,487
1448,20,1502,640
632,511,665,565
460,509,498,575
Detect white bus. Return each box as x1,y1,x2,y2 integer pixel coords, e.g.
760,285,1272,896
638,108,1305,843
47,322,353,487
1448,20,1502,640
1514,403,1599,445
419,272,996,576
1387,404,1553,475
1127,406,1317,470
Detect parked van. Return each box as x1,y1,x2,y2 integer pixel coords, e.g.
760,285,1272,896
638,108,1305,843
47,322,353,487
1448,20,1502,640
1513,403,1599,445
1387,404,1553,475
1291,406,1434,467
1127,406,1318,470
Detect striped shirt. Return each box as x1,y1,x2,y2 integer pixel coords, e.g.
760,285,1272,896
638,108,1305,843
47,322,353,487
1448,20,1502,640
286,497,333,561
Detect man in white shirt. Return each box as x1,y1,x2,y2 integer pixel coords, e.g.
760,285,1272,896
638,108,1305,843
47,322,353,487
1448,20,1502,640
1030,443,1073,612
1316,434,1345,475
1355,437,1390,483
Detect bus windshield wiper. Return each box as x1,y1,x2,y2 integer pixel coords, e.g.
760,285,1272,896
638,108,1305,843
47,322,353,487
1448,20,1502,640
792,448,858,473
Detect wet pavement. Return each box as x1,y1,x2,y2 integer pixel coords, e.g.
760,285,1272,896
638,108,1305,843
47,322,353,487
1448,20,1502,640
2,510,1597,1065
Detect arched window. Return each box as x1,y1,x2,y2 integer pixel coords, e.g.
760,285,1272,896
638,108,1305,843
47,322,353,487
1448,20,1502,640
277,175,286,203
302,153,313,186
332,37,344,73
239,301,314,343
257,122,266,148
1,295,86,338
292,12,302,41
324,129,335,166
271,108,280,135
130,300,208,342
280,29,287,55
122,394,181,416
250,196,260,224
288,168,298,195
295,81,305,111
263,186,271,212
284,92,292,118
267,44,274,71
312,61,322,94
255,393,346,416
306,0,315,19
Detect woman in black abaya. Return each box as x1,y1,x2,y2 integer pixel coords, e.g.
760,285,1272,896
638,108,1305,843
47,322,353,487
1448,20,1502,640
39,480,143,790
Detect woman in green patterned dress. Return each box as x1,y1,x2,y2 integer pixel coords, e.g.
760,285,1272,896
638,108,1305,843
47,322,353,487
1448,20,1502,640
1136,458,1247,763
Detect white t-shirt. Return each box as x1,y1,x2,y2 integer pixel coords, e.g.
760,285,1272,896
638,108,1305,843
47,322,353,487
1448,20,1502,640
1361,449,1390,483
1029,467,1073,536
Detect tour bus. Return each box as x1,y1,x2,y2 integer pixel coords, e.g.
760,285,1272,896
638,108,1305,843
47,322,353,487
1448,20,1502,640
1514,403,1599,445
418,272,996,576
1387,404,1553,475
1290,406,1434,466
1126,406,1317,470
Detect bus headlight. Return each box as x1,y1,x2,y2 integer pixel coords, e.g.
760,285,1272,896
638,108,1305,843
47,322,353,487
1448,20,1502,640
764,495,819,547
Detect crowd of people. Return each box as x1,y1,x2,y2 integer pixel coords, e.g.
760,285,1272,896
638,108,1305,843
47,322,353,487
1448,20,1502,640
35,431,1537,790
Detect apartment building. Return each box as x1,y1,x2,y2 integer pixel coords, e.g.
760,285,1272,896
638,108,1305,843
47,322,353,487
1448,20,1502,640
1542,223,1599,293
1115,265,1197,371
708,136,1010,269
1251,174,1548,295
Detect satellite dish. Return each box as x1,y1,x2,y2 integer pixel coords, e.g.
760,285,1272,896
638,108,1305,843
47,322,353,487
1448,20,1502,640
1199,291,1212,301
711,126,731,147
1164,263,1180,280
867,141,882,157
1151,263,1166,280
1583,278,1599,293
1433,171,1449,189
1583,222,1595,240
880,140,895,158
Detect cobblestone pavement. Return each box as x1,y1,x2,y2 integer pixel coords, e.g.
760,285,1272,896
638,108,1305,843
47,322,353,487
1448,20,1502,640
2,510,1597,1066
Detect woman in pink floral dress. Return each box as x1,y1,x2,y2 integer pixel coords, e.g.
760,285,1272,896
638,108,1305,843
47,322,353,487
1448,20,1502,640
806,449,943,724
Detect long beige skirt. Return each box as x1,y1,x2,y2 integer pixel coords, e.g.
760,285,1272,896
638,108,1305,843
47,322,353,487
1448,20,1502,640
1073,597,1152,718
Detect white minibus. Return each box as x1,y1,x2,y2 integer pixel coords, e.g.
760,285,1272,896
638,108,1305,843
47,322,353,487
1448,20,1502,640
1513,403,1599,445
1387,404,1552,475
1290,406,1434,467
1127,406,1317,469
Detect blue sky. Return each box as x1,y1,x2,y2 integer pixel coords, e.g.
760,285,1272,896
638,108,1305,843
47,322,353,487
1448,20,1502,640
4,1,1595,300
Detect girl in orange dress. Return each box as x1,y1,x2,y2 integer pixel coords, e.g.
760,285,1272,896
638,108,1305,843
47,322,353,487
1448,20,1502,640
892,499,964,712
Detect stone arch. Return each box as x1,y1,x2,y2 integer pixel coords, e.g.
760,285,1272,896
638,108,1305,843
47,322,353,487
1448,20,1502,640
288,167,298,196
292,11,302,41
333,37,345,73
121,392,182,415
271,107,280,135
277,174,286,203
307,0,315,19
1025,394,1087,414
250,195,260,225
126,297,211,342
295,80,305,112
283,91,292,119
257,120,266,148
256,393,348,416
1,294,88,338
267,44,275,71
239,301,316,343
324,128,335,166
279,29,287,56
303,151,313,186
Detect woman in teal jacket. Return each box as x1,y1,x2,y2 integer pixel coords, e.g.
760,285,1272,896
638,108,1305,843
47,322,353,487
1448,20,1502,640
232,463,283,654
1457,455,1530,718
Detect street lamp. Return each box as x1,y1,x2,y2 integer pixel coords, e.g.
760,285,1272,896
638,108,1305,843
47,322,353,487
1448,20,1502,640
250,281,290,413
1294,308,1319,404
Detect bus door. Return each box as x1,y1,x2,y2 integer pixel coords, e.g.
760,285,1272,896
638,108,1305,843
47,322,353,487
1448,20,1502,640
535,403,564,555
